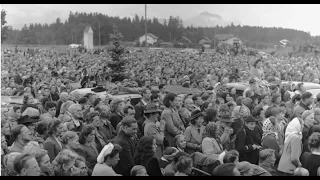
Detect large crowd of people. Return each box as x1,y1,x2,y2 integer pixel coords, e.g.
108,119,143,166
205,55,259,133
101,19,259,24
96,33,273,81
1,46,320,176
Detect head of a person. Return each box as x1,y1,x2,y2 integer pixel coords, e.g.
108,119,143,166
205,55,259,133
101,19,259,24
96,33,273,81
13,153,41,176
11,106,22,119
51,149,81,176
134,136,157,164
203,122,219,139
130,165,148,176
68,104,83,119
259,149,276,167
26,148,53,175
85,111,101,128
184,98,195,111
253,59,262,68
223,150,240,164
97,143,122,167
141,88,151,101
292,94,302,104
159,84,166,93
190,110,205,126
236,161,253,176
121,116,138,137
123,105,135,118
192,94,204,106
23,94,34,105
47,119,64,138
163,93,178,108
212,163,240,176
308,132,320,152
293,167,309,176
1,119,11,136
174,134,187,150
74,157,88,176
175,156,193,175
62,131,80,150
301,92,313,106
79,124,95,145
50,85,56,93
244,115,256,131
314,108,320,124
36,121,48,139
11,124,32,144
271,93,281,105
271,107,285,121
44,101,56,117
60,92,69,102
110,99,125,114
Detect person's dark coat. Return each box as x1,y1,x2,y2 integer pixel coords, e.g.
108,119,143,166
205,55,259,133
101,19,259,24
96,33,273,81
141,157,163,176
55,99,63,117
235,125,260,165
134,101,147,134
49,92,60,102
113,130,136,176
96,119,117,143
109,112,122,130
44,136,64,162
75,144,99,171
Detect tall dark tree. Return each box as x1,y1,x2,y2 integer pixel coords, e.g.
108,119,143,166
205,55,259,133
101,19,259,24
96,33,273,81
1,9,9,43
107,26,128,82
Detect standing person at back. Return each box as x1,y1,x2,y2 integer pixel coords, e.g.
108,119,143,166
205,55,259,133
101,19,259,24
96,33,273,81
293,92,313,118
134,88,151,135
161,93,186,147
113,116,138,176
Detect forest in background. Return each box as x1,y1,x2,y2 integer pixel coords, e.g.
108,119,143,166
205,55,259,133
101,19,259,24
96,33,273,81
2,10,320,49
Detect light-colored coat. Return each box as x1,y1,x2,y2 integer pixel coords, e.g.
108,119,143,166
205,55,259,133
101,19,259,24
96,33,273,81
201,137,223,156
184,125,205,154
161,108,185,147
144,119,164,159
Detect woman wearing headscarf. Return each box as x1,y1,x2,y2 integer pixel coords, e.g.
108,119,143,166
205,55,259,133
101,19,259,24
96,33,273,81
92,143,122,176
277,117,304,176
261,117,281,160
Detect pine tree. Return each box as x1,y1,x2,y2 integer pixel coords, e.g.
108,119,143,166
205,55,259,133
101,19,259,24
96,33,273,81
107,26,128,82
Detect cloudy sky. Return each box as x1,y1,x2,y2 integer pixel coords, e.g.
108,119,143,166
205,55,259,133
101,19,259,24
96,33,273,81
2,4,320,36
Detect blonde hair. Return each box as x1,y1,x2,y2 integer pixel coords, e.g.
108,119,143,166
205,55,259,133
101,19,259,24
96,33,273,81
61,131,78,144
52,149,79,176
130,165,147,176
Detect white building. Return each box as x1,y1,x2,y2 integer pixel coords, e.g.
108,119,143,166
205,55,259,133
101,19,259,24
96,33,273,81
83,26,93,50
215,34,243,46
139,33,158,45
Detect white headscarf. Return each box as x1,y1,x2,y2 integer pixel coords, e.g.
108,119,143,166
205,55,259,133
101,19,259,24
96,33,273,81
97,143,114,164
284,117,303,144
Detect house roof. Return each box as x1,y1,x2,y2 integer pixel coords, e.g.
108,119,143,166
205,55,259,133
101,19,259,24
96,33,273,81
215,34,235,41
84,26,92,33
142,33,158,39
199,37,212,44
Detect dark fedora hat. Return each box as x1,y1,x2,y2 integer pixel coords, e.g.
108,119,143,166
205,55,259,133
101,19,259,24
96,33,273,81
244,115,257,123
17,115,40,125
190,110,205,122
144,104,162,114
218,113,234,123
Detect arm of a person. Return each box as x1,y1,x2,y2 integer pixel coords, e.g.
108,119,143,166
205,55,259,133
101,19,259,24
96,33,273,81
43,142,56,162
220,131,230,146
290,137,302,167
263,136,280,158
134,105,143,121
146,124,164,145
184,127,198,150
161,112,181,136
235,131,254,155
117,141,135,174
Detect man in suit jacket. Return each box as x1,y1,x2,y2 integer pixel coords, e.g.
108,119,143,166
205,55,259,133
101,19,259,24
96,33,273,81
134,88,151,135
113,117,138,176
44,119,65,162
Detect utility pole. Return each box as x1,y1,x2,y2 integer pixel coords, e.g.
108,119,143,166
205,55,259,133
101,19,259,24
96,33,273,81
169,32,171,43
98,20,101,46
145,4,147,52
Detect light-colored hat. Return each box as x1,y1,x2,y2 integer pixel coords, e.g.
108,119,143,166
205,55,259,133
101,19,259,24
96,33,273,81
97,143,114,164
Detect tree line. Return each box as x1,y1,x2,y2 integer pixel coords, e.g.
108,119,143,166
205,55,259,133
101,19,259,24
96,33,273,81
2,9,320,49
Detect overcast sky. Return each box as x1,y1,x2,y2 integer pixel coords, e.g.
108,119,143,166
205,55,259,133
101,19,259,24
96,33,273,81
2,4,320,36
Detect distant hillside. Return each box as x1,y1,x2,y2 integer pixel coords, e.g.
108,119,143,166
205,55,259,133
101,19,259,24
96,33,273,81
3,11,320,49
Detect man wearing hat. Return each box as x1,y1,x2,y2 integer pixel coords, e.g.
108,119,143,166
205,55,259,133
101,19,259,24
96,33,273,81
17,115,40,138
235,115,262,165
143,104,165,160
243,78,257,98
216,111,235,151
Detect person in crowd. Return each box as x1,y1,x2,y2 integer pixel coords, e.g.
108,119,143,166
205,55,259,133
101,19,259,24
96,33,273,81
201,122,224,155
85,111,108,147
130,165,149,176
134,88,152,133
232,105,250,137
44,119,65,162
55,92,69,117
212,163,241,176
159,147,178,169
9,125,32,153
203,108,218,125
277,117,304,176
161,93,186,147
40,101,56,121
49,85,60,102
21,94,41,113
293,92,313,118
92,143,122,176
113,116,138,176
76,124,100,171
184,110,205,154
235,115,262,165
250,59,265,80
300,132,320,176
109,99,125,130
7,106,21,127
216,112,234,151
174,156,193,176
51,149,81,176
61,131,80,152
74,156,90,176
301,110,316,152
223,149,239,164
143,104,165,159
13,153,41,176
261,116,281,158
116,104,135,134
24,146,54,176
58,100,75,122
174,135,187,152
258,148,278,176
134,136,163,176
164,151,190,176
236,161,254,176
293,167,310,176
